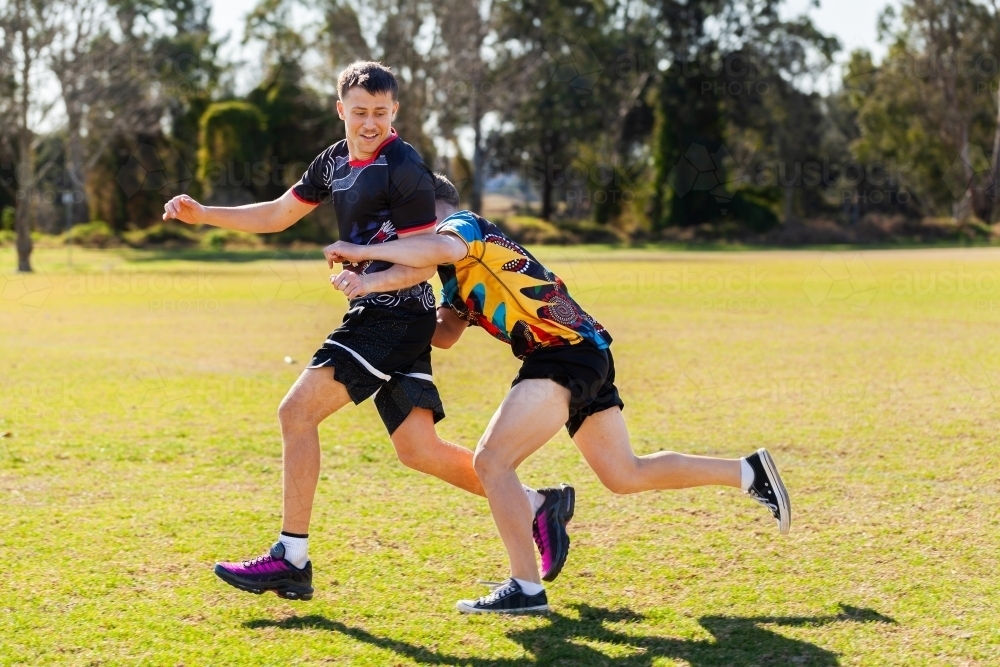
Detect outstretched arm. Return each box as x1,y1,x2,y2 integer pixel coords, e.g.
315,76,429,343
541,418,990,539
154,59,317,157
324,233,466,269
163,188,316,234
331,263,436,299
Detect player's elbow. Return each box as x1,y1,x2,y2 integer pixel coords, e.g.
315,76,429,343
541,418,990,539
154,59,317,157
431,332,456,349
266,211,297,233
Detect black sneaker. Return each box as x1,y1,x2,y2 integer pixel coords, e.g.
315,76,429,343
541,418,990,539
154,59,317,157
533,484,574,582
745,448,791,534
456,578,549,614
214,541,314,600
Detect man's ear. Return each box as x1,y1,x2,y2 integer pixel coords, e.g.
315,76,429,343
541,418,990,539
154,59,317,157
391,101,399,121
336,99,345,120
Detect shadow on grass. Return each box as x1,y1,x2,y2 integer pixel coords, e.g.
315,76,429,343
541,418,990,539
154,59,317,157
245,603,895,666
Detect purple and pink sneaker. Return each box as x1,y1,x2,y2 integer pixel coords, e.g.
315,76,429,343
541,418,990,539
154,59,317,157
214,542,313,600
533,484,575,582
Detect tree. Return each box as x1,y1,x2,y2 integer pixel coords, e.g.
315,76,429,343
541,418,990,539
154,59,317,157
851,0,997,220
1,0,57,272
649,0,837,230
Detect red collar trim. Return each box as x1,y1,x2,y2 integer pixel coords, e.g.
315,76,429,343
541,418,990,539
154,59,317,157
349,128,398,167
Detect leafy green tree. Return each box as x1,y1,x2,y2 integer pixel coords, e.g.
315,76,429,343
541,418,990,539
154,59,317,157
197,101,269,203
850,0,997,220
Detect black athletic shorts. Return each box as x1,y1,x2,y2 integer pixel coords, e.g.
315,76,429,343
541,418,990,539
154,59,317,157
308,301,445,435
511,342,624,437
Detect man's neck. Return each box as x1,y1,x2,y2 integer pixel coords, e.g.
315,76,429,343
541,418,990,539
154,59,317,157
347,129,396,164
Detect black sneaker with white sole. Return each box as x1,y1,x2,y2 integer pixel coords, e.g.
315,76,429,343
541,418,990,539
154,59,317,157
456,578,549,614
745,448,791,534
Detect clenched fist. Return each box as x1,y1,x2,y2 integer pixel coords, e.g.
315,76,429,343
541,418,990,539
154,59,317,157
323,240,368,268
331,269,370,299
163,195,206,224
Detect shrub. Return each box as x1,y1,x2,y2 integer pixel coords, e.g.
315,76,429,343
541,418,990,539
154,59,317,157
1,206,13,231
62,221,119,248
0,229,14,246
124,222,199,248
495,216,579,245
201,228,262,249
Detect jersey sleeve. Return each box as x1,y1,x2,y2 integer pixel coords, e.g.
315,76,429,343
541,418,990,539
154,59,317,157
389,150,437,234
436,212,482,247
291,146,334,204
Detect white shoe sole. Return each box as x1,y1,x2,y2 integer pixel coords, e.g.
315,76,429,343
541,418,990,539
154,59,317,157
456,600,550,614
757,448,791,535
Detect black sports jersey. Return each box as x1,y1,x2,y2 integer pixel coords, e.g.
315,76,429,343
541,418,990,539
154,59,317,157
292,129,437,310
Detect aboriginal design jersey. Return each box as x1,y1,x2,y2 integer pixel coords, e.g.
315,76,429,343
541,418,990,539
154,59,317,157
293,129,437,311
437,211,612,359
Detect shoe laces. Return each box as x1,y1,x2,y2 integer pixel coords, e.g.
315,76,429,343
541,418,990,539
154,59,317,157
747,487,779,515
479,580,517,605
240,552,276,568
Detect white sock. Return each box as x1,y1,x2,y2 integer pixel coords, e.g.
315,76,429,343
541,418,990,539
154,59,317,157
740,457,754,492
513,577,545,596
523,485,545,514
279,533,309,569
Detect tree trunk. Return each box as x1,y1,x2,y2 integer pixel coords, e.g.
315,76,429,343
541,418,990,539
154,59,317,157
540,168,554,220
14,0,34,274
991,83,1000,223
470,86,484,215
955,121,973,222
15,130,34,273
65,108,88,226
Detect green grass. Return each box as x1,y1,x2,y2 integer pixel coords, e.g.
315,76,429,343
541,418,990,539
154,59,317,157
1,245,998,666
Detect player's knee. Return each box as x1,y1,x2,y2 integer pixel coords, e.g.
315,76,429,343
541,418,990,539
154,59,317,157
595,462,641,495
392,438,427,471
277,393,317,429
472,446,505,482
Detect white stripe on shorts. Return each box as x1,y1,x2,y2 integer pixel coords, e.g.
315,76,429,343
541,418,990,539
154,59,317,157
322,340,392,381
400,372,434,383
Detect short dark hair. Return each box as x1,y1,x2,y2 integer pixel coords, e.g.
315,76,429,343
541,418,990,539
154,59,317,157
432,173,461,207
338,61,398,101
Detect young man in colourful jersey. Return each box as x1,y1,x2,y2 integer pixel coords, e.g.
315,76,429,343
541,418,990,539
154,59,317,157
162,62,573,602
324,174,791,614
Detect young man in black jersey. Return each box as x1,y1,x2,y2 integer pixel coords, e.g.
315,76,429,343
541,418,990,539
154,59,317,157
162,62,573,601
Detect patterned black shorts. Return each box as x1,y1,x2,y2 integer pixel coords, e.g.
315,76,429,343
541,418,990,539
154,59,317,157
309,303,445,434
511,342,624,437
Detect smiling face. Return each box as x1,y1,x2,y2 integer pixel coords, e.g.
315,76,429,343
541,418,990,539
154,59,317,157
337,87,399,162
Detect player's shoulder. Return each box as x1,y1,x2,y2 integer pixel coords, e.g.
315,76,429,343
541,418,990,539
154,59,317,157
437,210,488,241
385,134,429,170
310,140,348,166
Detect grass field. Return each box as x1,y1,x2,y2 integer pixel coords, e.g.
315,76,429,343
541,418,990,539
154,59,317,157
2,245,999,666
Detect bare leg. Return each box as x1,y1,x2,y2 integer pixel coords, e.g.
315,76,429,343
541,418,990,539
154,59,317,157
572,407,741,493
277,368,352,534
473,380,569,585
390,408,485,496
